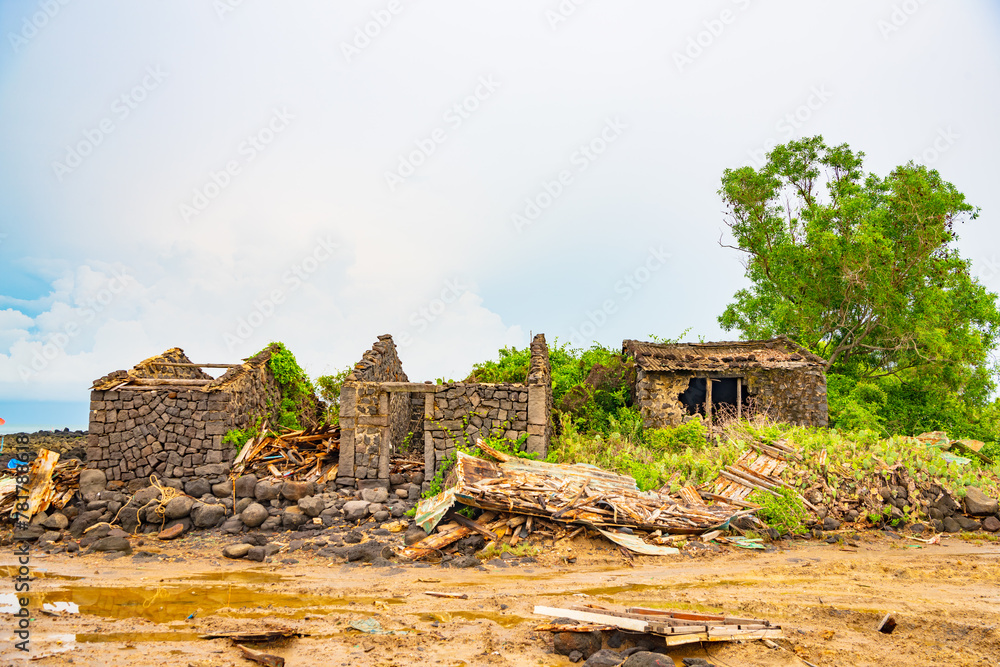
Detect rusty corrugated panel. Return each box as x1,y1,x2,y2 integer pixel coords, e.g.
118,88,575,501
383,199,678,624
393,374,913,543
414,487,457,533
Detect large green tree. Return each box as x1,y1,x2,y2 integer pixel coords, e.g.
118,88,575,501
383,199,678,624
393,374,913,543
718,136,1000,434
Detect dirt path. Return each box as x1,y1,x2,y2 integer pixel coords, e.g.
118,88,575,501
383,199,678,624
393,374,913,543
3,532,999,667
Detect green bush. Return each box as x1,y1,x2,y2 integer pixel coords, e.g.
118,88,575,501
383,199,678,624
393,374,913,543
751,488,808,536
265,342,319,430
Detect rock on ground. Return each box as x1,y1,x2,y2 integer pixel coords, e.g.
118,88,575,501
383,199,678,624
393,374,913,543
240,503,269,528
964,486,999,516
554,631,602,659
223,543,252,559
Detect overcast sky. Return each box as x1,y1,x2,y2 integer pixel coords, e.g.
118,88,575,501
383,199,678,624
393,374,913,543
1,1,998,432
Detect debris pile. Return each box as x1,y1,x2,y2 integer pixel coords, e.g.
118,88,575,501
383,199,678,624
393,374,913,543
535,603,782,648
406,441,751,557
230,425,340,482
0,449,81,518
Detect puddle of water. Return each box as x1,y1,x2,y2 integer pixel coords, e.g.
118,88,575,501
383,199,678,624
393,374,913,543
1,565,83,580
181,571,287,584
415,611,529,628
77,631,204,643
561,579,765,597
37,585,408,623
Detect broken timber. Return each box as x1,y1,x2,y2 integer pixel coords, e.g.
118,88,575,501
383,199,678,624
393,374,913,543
534,604,782,647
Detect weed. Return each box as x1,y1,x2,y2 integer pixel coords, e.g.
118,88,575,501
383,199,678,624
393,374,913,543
751,488,809,536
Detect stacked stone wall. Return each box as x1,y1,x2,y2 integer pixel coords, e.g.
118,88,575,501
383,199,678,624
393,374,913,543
86,348,281,493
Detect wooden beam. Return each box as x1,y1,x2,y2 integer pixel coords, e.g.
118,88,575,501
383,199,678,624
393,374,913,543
736,379,742,421
705,377,713,425
533,606,648,632
129,378,213,386
152,362,240,368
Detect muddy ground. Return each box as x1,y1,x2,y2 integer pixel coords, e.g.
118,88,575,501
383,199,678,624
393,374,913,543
2,530,998,667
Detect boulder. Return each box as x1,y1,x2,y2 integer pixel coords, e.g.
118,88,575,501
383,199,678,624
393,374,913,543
212,480,233,498
185,478,212,498
964,487,999,516
404,526,428,546
192,503,227,528
132,485,162,507
223,543,252,559
41,512,69,531
982,516,1000,532
342,500,371,523
281,507,310,531
361,487,389,504
246,546,266,562
234,474,258,498
822,517,841,531
69,510,104,538
89,536,132,555
157,520,190,540
13,525,45,542
78,469,107,496
583,650,623,667
254,480,282,502
554,631,602,659
373,510,389,523
163,496,194,520
240,503,269,528
942,516,962,533
260,516,282,532
347,542,385,563
281,481,314,502
622,653,672,667
235,497,254,514
956,516,981,532
297,496,325,517
221,517,244,534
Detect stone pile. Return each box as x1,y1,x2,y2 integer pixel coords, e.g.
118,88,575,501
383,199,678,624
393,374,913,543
14,463,427,556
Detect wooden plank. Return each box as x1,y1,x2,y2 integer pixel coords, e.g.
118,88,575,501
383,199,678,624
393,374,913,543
533,606,648,632
705,376,713,424
152,362,240,368
24,449,60,519
381,382,440,393
128,378,214,386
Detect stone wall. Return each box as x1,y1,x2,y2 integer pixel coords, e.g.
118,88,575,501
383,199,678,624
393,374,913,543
635,366,828,429
86,347,282,493
338,333,554,489
423,382,530,476
338,335,412,488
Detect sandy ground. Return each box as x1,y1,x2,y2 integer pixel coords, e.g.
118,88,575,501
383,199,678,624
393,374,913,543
2,530,999,667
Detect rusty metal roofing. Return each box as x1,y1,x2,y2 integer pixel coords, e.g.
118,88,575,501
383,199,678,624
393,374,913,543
622,336,825,373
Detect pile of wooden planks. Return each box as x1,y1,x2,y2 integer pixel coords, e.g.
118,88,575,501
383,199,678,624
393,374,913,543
230,425,340,483
402,508,607,560
449,445,745,534
709,439,819,512
534,603,782,647
0,449,82,521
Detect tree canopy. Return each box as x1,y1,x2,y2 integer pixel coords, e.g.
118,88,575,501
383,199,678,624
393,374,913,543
717,136,1000,421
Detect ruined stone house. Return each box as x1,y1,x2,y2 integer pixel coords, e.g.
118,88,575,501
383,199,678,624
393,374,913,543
86,346,299,492
623,337,828,429
338,334,553,491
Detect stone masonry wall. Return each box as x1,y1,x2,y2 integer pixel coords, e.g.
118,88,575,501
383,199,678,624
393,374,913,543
526,333,553,457
636,367,828,429
423,382,529,476
86,348,281,494
338,335,410,487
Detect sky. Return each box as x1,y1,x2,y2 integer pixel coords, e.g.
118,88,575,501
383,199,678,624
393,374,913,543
1,0,999,433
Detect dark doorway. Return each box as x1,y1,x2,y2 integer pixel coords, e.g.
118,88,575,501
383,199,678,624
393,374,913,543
678,378,707,416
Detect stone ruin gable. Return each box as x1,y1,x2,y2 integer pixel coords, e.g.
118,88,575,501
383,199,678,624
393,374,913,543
623,336,828,429
338,333,554,491
525,334,554,456
338,335,412,487
87,347,282,492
